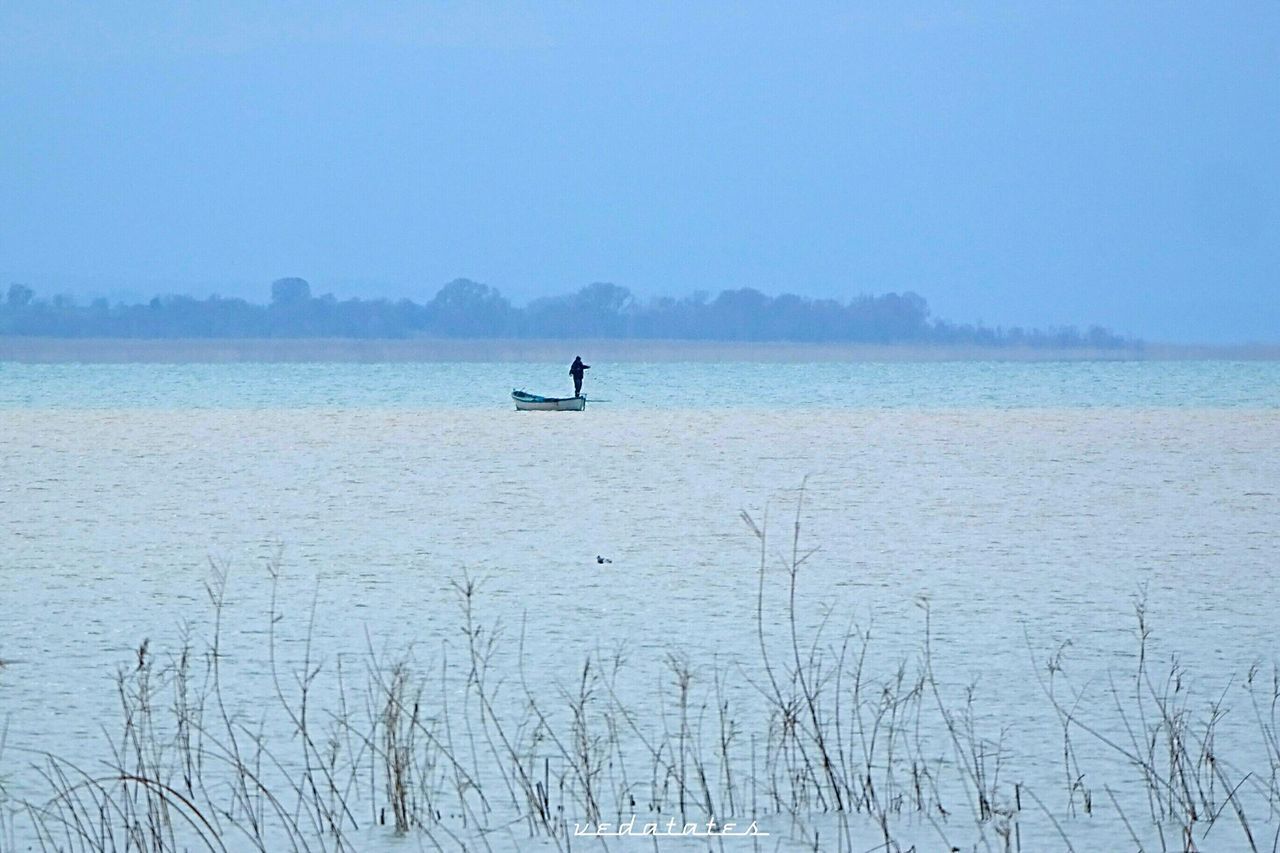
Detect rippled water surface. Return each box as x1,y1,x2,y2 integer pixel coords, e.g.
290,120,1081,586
4,358,1279,409
1,360,1278,849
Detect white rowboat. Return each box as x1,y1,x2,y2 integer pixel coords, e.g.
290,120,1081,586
512,390,586,411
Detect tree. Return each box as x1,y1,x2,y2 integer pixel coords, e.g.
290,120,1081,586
271,277,312,306
709,288,771,339
425,278,513,337
574,282,633,316
526,282,637,337
6,283,34,307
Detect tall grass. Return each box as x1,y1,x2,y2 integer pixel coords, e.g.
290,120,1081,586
2,503,1277,852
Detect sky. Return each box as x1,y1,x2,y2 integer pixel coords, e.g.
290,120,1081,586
1,2,1277,343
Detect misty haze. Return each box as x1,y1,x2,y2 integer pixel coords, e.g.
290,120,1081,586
2,5,1278,853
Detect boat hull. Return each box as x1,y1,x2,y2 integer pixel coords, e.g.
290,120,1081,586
512,391,586,411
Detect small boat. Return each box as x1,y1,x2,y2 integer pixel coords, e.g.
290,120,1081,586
512,389,586,411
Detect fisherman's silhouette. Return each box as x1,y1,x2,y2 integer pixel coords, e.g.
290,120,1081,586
570,356,590,397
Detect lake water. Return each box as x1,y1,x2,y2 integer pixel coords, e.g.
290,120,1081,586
1,359,1278,851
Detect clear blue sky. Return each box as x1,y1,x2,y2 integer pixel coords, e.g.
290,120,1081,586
2,2,1277,342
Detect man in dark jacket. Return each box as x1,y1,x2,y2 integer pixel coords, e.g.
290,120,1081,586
570,356,590,397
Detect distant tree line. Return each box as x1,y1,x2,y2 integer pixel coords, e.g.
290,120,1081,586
0,278,1133,347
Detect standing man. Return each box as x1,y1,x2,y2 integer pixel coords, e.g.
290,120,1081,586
570,356,590,397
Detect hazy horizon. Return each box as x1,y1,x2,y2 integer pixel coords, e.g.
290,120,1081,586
3,3,1277,344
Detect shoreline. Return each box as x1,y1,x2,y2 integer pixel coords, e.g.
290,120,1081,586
2,337,1277,363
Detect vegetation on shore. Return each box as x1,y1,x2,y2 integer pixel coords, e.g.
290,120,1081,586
0,504,1272,851
1,278,1133,348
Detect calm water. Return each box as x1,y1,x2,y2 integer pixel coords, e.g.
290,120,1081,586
1,360,1278,850
3,359,1278,409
